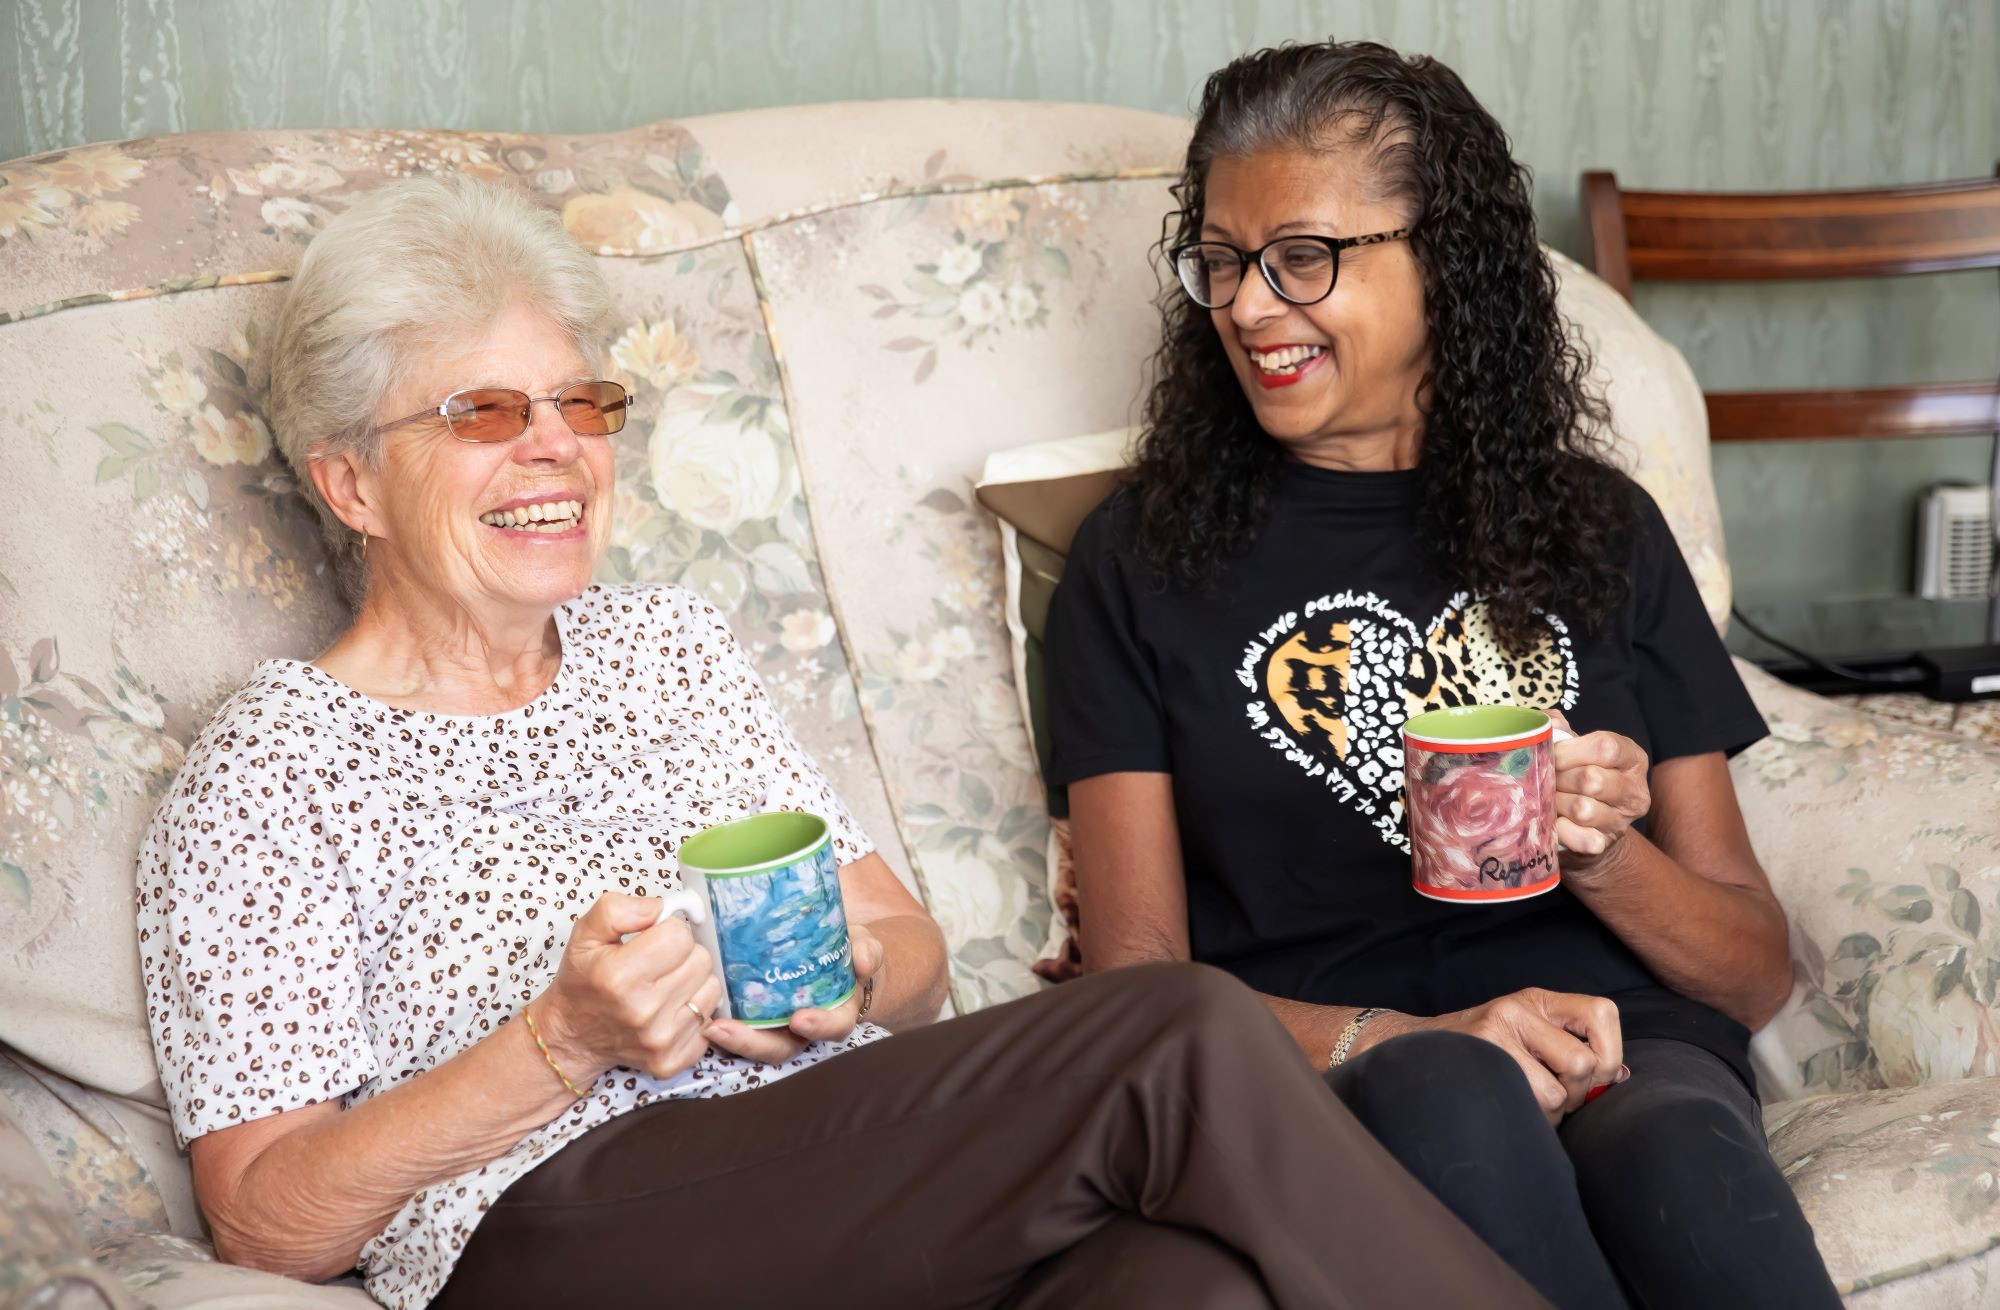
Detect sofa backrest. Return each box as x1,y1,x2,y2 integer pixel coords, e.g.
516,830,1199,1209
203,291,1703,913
0,100,1730,1104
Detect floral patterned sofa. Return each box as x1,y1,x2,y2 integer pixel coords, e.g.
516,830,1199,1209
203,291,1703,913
3,101,1998,1309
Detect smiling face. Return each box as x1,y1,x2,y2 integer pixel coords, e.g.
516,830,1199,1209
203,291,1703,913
1200,145,1431,468
332,301,615,621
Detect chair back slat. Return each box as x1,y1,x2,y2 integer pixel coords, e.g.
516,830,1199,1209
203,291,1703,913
1619,179,2000,284
1706,382,2000,444
1582,167,2000,446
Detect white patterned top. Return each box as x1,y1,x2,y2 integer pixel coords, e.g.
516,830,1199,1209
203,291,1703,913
136,584,884,1310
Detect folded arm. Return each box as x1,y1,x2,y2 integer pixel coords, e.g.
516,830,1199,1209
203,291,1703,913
191,1014,583,1281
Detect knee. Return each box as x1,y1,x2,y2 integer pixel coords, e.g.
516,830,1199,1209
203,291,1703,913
1334,1031,1542,1129
1104,962,1283,1053
1355,1029,1518,1084
1343,1029,1525,1098
1128,961,1265,1024
1571,1090,1765,1205
1052,963,1263,1038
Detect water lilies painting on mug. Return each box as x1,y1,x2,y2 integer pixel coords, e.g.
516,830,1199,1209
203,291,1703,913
707,841,857,1025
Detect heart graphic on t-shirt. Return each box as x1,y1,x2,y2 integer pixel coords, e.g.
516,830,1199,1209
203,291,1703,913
1246,591,1577,850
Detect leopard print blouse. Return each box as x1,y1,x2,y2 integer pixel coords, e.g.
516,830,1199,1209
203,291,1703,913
135,584,884,1310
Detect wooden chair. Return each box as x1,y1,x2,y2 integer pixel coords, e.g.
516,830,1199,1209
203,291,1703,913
1582,166,2000,665
1582,166,2000,445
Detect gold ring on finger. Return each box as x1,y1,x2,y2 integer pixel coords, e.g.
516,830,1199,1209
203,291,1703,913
684,1000,710,1023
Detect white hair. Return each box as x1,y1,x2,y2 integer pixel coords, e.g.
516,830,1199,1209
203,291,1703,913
265,173,618,604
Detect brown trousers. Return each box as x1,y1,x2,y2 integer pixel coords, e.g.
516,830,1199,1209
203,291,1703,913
433,964,1549,1310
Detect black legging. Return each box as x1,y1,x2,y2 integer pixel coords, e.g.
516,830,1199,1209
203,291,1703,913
1326,1030,1843,1310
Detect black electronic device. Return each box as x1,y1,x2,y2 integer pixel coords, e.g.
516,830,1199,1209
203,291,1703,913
1916,645,2000,702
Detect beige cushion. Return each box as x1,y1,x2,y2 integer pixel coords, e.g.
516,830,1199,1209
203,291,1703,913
678,100,1188,237
1767,1075,2000,1298
0,123,720,322
974,426,1133,812
974,431,1132,977
1545,249,1734,632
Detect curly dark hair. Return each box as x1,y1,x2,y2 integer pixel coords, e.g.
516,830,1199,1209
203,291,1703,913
1130,39,1634,651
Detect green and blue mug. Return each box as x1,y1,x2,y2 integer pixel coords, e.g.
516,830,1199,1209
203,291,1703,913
676,810,857,1028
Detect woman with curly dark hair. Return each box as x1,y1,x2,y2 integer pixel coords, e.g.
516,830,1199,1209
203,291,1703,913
1047,40,1840,1309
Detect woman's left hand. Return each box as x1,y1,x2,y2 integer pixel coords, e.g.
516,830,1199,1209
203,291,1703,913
1546,709,1650,869
701,923,886,1066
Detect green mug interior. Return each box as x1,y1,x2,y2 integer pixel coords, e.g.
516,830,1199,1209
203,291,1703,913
1404,705,1550,742
678,810,829,877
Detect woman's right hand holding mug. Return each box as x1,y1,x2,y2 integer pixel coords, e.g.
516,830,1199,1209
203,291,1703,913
1360,988,1626,1125
531,892,725,1088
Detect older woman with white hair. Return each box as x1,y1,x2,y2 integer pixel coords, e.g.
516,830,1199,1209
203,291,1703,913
134,173,1552,1310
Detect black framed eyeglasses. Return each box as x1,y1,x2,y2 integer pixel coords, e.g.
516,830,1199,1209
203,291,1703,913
1170,229,1412,309
372,380,633,443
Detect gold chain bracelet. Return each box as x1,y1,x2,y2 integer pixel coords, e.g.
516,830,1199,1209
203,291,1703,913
521,1006,586,1100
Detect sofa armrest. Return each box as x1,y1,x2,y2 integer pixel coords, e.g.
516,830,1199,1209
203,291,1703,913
1733,660,2000,1101
0,1083,140,1308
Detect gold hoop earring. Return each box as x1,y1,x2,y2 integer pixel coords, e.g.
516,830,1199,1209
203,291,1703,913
359,533,370,561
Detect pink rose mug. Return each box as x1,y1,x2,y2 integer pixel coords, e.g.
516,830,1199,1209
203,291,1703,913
1403,705,1565,904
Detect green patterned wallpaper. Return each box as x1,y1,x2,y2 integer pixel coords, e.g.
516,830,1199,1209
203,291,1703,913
5,0,1998,647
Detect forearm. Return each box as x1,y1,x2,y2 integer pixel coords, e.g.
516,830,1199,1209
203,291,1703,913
1259,994,1385,1068
860,912,949,1030
212,1014,579,1280
1565,830,1792,1028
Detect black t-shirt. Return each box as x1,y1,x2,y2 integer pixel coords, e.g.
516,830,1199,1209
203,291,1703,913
1046,461,1769,1086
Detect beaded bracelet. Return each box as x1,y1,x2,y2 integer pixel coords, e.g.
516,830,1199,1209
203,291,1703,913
521,1006,586,1100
